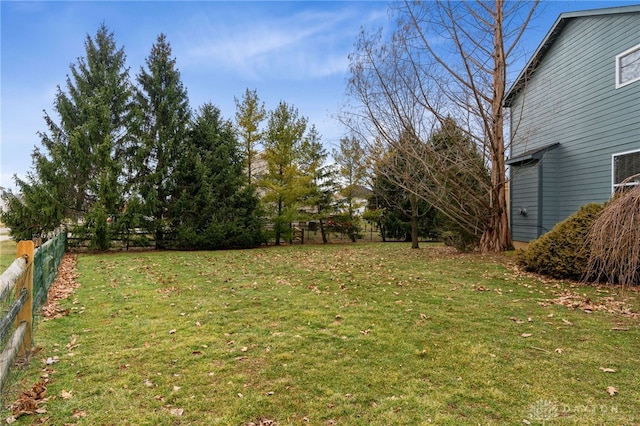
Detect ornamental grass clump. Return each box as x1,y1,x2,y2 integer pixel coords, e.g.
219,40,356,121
517,203,604,280
585,182,640,286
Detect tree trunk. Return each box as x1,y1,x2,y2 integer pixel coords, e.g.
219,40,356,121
480,0,513,253
155,228,164,250
319,219,328,244
275,197,282,246
379,220,387,242
410,193,419,249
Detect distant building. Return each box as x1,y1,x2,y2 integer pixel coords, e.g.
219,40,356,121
504,5,640,247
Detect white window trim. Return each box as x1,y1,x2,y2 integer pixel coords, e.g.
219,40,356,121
612,148,640,193
615,43,640,88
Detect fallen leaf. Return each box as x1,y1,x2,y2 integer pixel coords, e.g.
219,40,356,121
144,379,154,388
607,386,617,396
41,254,80,319
45,357,58,365
60,390,72,400
562,319,573,326
169,329,176,335
555,348,564,354
195,321,202,327
241,347,248,352
169,408,184,416
173,386,181,392
72,410,87,418
521,333,532,338
66,335,79,350
600,367,617,373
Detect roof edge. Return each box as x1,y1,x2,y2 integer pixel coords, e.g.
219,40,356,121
504,4,640,107
506,143,560,166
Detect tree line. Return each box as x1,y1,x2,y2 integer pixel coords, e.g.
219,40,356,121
4,0,540,253
1,25,374,250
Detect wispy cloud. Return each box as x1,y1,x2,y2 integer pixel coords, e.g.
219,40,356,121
179,4,386,80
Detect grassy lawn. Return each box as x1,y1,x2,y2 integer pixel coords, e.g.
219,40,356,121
3,243,639,425
0,240,17,271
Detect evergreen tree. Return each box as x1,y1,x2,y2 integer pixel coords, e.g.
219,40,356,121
234,88,266,184
1,24,132,248
259,101,309,245
428,117,491,251
333,135,368,242
130,33,190,249
369,158,440,245
299,125,338,244
170,103,263,249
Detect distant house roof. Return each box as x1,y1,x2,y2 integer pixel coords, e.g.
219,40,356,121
504,4,640,107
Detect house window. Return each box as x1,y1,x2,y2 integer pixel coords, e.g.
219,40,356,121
616,44,640,88
612,149,640,192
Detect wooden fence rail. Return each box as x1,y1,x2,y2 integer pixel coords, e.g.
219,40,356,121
0,241,34,390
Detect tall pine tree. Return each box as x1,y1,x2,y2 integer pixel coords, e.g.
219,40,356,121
1,24,132,248
170,103,263,249
130,33,190,249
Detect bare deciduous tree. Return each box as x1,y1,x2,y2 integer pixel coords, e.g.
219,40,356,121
344,0,538,252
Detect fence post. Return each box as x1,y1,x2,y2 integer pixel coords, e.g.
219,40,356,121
15,241,34,357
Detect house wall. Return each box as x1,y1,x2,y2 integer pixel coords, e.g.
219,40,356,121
540,149,559,234
509,11,640,242
510,162,539,241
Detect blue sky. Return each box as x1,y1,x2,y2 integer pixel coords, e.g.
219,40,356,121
1,0,637,191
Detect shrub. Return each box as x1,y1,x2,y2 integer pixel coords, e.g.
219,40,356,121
517,203,604,280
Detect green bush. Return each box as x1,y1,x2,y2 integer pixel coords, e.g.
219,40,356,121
517,203,604,280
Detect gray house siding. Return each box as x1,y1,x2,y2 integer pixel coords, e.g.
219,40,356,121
508,147,559,240
510,162,539,241
540,149,559,235
507,8,640,243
